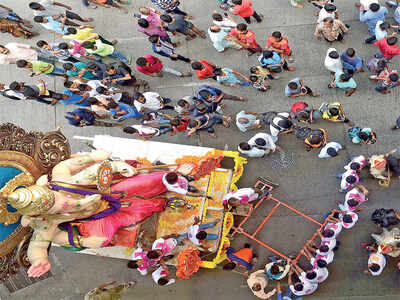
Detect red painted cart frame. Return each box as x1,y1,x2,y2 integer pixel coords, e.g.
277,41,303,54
229,177,329,263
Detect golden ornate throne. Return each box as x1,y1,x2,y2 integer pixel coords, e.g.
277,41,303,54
0,123,70,280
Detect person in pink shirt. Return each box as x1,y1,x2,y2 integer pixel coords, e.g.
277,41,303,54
374,36,400,61
136,55,191,78
0,43,40,64
127,247,157,275
222,187,269,210
137,17,172,43
230,0,262,24
339,184,369,212
66,40,99,61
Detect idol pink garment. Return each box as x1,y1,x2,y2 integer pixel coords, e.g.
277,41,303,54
111,171,169,199
78,196,165,246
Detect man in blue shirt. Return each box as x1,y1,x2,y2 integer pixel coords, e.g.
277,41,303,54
195,85,246,102
148,35,191,63
258,50,295,72
341,48,364,73
65,108,117,127
33,15,78,36
360,3,388,43
109,102,141,121
329,72,357,96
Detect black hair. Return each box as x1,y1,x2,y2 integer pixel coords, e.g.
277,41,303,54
387,36,398,45
249,75,258,82
358,131,369,141
232,0,243,4
191,62,203,70
270,264,280,275
349,162,361,170
239,142,251,151
389,73,399,82
160,15,173,23
23,86,39,98
165,172,178,184
369,263,380,272
63,63,74,70
199,90,212,99
212,13,223,22
16,60,28,68
277,119,292,129
223,262,236,270
319,245,329,253
158,278,169,286
347,198,359,207
177,99,188,107
146,250,160,259
136,57,147,67
148,35,160,44
66,27,77,35
170,118,180,127
123,127,139,134
346,175,357,184
369,3,380,12
236,23,247,31
317,259,328,268
127,261,139,269
340,73,351,82
58,42,68,50
324,3,336,12
36,40,48,48
196,231,207,240
346,48,355,57
33,16,44,23
87,62,97,69
288,82,298,90
306,271,317,280
342,214,353,224
327,147,338,157
255,138,266,147
322,229,334,238
380,22,389,31
250,66,259,74
95,86,106,94
244,243,251,248
272,31,282,39
262,50,273,59
328,51,339,59
138,18,150,29
294,283,304,291
29,2,41,10
9,81,20,90
78,84,89,92
86,97,98,105
81,41,94,49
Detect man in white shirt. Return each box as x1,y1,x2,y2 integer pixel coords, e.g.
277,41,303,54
152,265,175,286
268,112,293,137
364,246,386,276
317,3,337,23
318,141,343,158
133,91,174,113
324,48,343,73
212,12,237,28
358,0,379,9
288,263,318,297
177,217,219,246
238,132,278,158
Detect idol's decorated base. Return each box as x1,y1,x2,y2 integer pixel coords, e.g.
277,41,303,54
73,135,246,270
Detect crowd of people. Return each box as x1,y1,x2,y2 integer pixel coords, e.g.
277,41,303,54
1,0,400,299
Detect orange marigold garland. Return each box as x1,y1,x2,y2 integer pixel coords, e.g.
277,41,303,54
176,246,201,279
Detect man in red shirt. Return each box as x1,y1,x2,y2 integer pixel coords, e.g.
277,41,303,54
136,55,191,78
267,31,294,61
191,60,218,80
228,23,262,56
374,36,400,61
230,0,262,24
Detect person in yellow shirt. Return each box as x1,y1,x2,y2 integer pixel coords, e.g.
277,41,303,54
63,25,117,45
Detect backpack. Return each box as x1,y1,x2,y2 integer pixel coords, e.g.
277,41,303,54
295,126,312,139
371,209,399,228
347,127,361,139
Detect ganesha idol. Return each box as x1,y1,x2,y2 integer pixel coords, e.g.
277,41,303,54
2,150,193,278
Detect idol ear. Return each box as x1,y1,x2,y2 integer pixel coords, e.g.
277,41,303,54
0,173,35,225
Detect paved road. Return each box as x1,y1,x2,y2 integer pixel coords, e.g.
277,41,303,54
0,0,399,299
